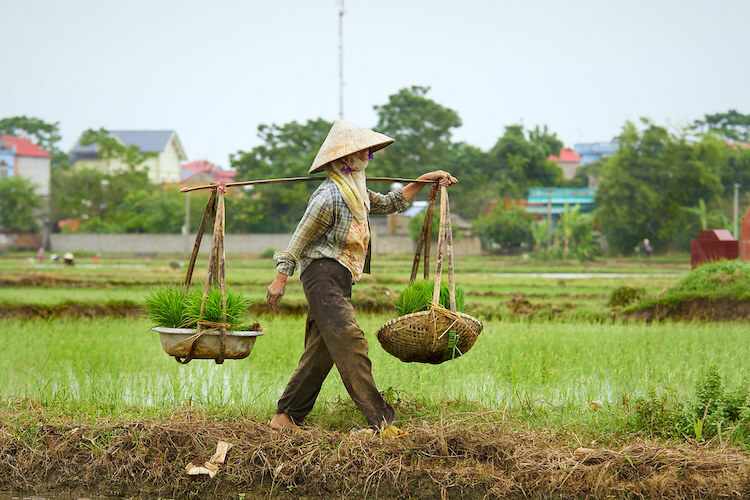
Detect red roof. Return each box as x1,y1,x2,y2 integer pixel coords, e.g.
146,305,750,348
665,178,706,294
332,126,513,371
182,159,216,173
1,135,51,158
181,159,236,184
548,148,580,163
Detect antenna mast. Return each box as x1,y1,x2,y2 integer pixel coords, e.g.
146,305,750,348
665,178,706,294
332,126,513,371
338,0,344,119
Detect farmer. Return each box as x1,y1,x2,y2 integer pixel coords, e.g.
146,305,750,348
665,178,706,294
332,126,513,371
266,120,457,435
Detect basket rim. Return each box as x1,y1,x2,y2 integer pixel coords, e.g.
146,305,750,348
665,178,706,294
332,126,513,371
152,327,264,337
376,309,482,335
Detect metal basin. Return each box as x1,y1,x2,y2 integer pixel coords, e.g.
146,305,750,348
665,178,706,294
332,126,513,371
152,327,264,360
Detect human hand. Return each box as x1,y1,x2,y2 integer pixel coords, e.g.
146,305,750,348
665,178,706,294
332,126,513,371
267,273,287,311
418,170,458,187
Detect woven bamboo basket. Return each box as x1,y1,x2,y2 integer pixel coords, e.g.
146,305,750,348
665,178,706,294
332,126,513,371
376,185,483,364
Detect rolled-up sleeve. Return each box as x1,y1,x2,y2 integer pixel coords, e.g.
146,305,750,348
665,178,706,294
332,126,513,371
368,188,409,215
274,192,333,276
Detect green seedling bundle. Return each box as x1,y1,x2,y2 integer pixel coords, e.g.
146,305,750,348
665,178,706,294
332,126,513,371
144,284,251,330
395,279,466,316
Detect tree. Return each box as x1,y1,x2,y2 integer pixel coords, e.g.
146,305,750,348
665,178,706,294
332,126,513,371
80,128,157,170
0,177,42,231
442,142,496,219
488,125,564,199
473,205,534,250
373,86,461,179
680,198,730,231
695,109,750,142
230,119,333,232
595,120,724,254
552,204,596,260
0,115,69,169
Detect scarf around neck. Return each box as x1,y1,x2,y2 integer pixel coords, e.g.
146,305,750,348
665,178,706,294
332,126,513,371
326,152,370,223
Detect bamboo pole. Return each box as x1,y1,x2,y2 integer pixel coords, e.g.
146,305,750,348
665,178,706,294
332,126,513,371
432,186,448,306
409,195,436,283
183,191,217,291
215,193,228,364
180,176,439,193
445,193,457,312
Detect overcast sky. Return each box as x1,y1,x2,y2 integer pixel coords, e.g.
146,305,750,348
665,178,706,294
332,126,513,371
2,0,748,168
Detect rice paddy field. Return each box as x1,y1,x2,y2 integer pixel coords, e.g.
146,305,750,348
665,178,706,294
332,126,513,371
1,251,749,498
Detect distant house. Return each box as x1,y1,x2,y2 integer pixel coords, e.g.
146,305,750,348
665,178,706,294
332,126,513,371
525,187,596,226
0,135,51,197
573,139,619,165
181,160,236,185
69,130,187,184
547,148,581,180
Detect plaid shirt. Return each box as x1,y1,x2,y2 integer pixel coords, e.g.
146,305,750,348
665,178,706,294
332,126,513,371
274,179,410,277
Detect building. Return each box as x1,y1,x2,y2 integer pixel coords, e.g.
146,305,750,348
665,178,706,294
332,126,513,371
525,187,596,226
181,159,236,185
0,135,51,197
69,130,187,184
573,140,619,165
547,148,581,180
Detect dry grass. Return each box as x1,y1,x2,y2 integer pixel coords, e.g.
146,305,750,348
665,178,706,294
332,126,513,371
1,400,748,499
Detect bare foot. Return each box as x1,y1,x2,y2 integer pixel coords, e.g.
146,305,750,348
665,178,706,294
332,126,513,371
269,413,299,431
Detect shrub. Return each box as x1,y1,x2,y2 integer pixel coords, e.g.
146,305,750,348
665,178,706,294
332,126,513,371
608,286,644,306
260,248,276,259
631,366,750,444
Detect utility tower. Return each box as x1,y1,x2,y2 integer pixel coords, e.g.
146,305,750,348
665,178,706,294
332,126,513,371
338,0,344,119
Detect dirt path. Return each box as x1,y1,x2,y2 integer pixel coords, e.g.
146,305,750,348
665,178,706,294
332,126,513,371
1,409,748,499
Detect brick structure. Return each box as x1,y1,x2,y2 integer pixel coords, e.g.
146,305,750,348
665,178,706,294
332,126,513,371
690,229,738,269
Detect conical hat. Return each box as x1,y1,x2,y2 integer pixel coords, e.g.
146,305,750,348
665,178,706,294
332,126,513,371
309,120,394,174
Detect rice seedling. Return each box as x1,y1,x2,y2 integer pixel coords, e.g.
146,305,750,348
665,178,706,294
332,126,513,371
143,284,252,330
395,279,466,316
144,285,188,328
184,285,251,330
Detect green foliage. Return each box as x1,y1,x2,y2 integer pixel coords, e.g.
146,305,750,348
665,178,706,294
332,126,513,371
260,248,276,259
632,366,750,444
608,286,644,307
551,204,597,260
595,120,724,254
488,124,564,199
144,285,188,328
530,219,551,252
373,86,461,179
0,115,69,169
695,109,750,142
473,205,534,249
0,177,42,231
80,128,157,170
230,119,332,233
395,280,466,316
680,198,730,231
442,142,496,219
144,284,252,330
632,260,750,310
718,142,750,198
50,167,184,233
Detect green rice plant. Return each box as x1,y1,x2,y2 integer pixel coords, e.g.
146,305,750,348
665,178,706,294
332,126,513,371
144,285,189,328
395,280,466,316
184,285,251,330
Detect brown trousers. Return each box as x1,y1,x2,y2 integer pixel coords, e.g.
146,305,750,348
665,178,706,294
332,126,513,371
276,258,396,428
